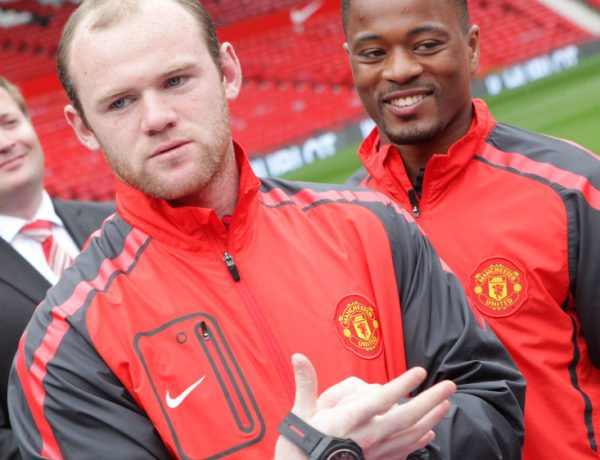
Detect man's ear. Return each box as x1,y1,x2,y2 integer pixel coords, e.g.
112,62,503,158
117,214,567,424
219,42,243,101
343,42,349,55
467,25,481,75
64,105,100,151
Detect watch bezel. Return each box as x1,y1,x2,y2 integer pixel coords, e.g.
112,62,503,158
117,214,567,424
319,441,363,460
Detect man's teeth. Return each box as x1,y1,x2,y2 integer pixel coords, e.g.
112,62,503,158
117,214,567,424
389,94,426,108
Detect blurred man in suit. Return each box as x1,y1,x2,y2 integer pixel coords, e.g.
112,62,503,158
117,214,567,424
0,76,113,459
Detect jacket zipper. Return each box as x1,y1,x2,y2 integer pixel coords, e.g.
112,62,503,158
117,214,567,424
220,251,295,401
408,189,421,218
223,252,241,281
199,321,253,431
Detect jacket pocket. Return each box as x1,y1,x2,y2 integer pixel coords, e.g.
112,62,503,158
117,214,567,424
134,312,265,459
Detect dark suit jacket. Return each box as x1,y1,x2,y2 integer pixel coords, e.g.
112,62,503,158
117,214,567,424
0,199,114,459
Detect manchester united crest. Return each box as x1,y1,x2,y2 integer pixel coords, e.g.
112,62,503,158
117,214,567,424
470,257,528,318
335,294,383,359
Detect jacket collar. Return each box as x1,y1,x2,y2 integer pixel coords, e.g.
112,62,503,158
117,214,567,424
115,142,260,251
358,99,497,201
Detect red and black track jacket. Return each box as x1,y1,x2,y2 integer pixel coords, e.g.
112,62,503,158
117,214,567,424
349,99,600,460
9,144,524,459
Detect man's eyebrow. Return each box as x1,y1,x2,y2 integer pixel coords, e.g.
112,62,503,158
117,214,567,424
96,87,130,109
161,61,197,76
0,111,18,120
406,24,449,37
352,24,449,45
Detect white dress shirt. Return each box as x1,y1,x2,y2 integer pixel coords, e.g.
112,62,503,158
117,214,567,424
0,192,79,285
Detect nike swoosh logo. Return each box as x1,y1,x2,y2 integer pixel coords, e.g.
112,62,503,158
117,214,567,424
166,375,206,409
290,0,324,26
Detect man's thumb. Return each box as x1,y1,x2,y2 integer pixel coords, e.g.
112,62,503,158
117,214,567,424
291,353,318,418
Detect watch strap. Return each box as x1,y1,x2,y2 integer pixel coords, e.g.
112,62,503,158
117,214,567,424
278,412,364,460
278,411,323,454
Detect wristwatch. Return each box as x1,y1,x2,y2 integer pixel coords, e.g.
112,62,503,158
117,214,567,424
278,412,365,460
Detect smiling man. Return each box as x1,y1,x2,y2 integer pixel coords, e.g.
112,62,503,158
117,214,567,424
8,1,525,459
0,76,113,460
343,0,600,459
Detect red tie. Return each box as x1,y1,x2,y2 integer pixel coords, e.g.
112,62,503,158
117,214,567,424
20,220,74,277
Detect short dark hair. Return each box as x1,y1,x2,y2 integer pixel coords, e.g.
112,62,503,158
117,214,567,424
57,0,221,125
0,76,28,117
341,0,470,36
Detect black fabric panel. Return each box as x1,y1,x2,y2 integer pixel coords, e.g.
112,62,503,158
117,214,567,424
5,376,40,460
346,166,369,186
43,326,170,459
259,176,368,195
54,200,115,249
22,216,141,368
365,200,524,459
567,191,600,369
259,178,525,459
474,147,600,368
488,123,600,190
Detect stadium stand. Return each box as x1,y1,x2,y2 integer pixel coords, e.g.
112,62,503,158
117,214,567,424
23,89,115,200
472,0,592,73
0,0,597,200
203,0,305,25
231,80,364,154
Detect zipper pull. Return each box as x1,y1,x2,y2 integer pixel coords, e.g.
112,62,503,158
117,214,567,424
200,321,210,340
408,189,421,218
223,252,241,281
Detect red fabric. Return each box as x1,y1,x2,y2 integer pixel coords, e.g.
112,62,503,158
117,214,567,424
100,147,410,458
14,227,148,459
357,99,600,459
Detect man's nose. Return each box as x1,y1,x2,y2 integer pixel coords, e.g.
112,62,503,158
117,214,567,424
381,48,424,84
140,94,178,135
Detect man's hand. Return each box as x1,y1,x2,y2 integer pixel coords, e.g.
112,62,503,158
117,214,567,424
275,354,456,459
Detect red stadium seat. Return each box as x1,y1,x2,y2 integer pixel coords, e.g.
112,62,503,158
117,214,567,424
0,0,595,198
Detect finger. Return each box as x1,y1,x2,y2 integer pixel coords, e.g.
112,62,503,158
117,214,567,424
373,399,451,455
360,398,451,459
360,381,455,442
335,367,429,424
368,430,436,460
398,380,456,427
317,378,380,410
290,353,318,418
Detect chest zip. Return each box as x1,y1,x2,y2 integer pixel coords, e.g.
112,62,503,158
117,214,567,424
407,189,421,218
223,252,241,281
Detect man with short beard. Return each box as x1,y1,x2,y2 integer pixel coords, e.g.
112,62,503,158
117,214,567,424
9,1,524,459
343,0,600,458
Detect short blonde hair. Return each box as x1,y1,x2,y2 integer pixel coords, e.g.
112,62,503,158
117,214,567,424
57,0,221,124
0,76,28,116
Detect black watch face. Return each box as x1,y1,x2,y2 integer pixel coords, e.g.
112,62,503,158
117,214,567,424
326,448,360,460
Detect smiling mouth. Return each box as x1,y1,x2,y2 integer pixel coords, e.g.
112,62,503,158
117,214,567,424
388,94,427,108
0,153,26,169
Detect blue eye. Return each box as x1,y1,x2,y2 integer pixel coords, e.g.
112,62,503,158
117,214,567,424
110,98,128,110
166,76,182,87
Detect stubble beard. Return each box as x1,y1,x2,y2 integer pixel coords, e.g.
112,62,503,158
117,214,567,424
381,116,445,146
103,103,233,202
105,141,224,202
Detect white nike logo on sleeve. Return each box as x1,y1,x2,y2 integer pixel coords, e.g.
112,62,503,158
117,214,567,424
166,375,206,409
